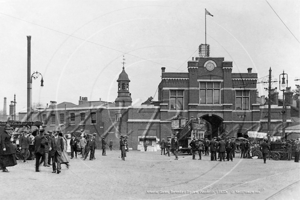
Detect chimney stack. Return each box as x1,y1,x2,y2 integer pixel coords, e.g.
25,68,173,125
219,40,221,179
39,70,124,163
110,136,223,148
161,67,165,73
247,68,252,73
14,94,16,121
3,97,7,116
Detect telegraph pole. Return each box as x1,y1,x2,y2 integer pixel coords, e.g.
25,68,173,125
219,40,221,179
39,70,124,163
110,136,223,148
27,36,32,120
267,68,272,142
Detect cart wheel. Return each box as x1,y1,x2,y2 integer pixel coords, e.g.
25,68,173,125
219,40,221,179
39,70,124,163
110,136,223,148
252,150,262,159
280,152,288,160
272,152,280,160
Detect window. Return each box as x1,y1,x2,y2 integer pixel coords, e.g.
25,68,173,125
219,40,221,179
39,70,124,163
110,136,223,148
91,112,96,124
235,90,250,110
80,113,85,121
169,90,184,110
59,113,64,124
70,113,75,122
199,82,221,104
51,114,55,124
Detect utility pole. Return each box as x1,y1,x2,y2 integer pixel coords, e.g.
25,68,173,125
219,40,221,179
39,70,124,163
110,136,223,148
257,68,278,142
267,68,272,142
27,36,32,121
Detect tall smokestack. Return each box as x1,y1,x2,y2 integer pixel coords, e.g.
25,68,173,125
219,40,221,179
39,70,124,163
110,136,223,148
14,94,16,121
3,97,7,116
27,36,32,120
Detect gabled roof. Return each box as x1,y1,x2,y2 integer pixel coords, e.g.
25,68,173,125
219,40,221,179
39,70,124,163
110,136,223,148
57,102,77,108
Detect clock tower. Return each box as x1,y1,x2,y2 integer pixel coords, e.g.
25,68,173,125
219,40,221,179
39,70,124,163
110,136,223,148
115,57,132,107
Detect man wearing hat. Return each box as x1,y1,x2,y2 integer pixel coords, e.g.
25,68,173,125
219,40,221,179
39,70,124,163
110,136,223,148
294,138,300,163
189,138,197,160
34,129,46,172
120,136,126,161
260,139,270,164
170,136,179,160
0,125,17,172
218,138,226,161
101,136,107,156
19,130,30,163
84,134,97,160
210,137,217,161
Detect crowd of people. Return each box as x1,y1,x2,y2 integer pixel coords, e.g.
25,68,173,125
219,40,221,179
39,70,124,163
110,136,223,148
2,123,300,173
0,124,107,173
159,135,300,164
0,124,131,173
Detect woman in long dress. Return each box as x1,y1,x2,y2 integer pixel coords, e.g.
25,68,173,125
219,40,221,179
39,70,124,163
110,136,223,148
0,125,17,172
58,132,70,168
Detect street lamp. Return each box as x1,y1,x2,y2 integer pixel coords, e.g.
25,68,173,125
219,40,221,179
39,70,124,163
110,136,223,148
31,71,44,87
28,71,44,121
279,71,288,140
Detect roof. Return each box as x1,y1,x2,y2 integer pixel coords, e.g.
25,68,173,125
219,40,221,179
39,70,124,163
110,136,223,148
56,102,77,108
76,101,114,108
162,72,189,79
117,67,130,81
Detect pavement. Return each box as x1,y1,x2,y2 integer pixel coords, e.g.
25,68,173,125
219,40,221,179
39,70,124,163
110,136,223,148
0,150,299,200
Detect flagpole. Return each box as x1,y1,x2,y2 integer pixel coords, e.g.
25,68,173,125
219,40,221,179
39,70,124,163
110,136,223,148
205,9,207,47
205,9,207,56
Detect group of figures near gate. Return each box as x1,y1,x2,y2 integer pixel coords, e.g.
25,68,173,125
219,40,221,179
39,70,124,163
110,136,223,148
158,136,300,164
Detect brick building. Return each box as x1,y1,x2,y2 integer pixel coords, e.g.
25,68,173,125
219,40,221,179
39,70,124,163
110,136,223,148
21,46,294,150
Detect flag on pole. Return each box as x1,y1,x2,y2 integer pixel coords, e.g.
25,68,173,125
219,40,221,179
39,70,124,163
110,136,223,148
205,9,213,17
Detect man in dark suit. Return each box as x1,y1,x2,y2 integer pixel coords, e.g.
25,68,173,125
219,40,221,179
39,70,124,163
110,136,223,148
189,138,197,160
84,134,97,160
218,138,226,161
204,138,210,156
90,134,97,160
50,132,64,174
120,136,126,161
260,139,270,164
109,140,113,151
165,139,171,157
19,131,30,162
34,129,46,172
210,138,217,161
197,139,204,160
225,138,233,161
240,141,245,158
171,136,179,160
70,135,78,159
160,139,166,155
101,137,107,156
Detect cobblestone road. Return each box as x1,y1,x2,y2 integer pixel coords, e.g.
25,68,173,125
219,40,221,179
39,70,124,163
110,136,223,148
1,150,299,200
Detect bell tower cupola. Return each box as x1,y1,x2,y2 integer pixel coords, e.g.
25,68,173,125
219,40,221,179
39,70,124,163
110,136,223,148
115,56,132,107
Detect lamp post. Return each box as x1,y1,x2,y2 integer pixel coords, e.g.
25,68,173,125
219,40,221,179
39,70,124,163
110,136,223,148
279,71,288,141
28,71,44,121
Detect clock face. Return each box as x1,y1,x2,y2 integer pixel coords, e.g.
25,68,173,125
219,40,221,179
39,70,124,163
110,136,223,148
204,60,216,71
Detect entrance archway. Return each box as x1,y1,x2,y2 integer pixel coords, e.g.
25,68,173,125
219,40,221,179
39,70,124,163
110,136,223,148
201,114,224,139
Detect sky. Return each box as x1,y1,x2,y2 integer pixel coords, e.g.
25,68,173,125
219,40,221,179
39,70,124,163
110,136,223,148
0,0,299,114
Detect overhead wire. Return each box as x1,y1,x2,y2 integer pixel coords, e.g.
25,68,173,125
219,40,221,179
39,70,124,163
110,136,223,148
265,0,300,44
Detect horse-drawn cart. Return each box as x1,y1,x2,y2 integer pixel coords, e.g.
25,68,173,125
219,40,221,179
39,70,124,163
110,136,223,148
267,142,290,160
251,141,291,160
